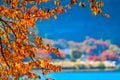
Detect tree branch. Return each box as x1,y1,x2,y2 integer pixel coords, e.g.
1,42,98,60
0,18,17,39
0,37,10,68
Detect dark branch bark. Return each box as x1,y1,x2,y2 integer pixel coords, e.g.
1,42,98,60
0,37,10,68
0,18,16,39
1,22,12,46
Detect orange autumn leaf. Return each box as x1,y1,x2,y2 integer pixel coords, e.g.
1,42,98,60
70,0,78,5
1,39,9,45
22,0,27,5
6,25,12,33
46,78,54,80
95,1,104,7
55,6,64,14
30,6,38,12
42,70,50,75
0,29,5,36
67,4,71,9
0,0,109,79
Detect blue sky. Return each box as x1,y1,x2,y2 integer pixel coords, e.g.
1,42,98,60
37,0,120,46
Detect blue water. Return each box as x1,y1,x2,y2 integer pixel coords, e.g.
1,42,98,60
45,71,120,80
20,71,120,80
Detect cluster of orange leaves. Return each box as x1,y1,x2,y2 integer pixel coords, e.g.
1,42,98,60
89,0,110,18
0,0,109,80
66,0,110,18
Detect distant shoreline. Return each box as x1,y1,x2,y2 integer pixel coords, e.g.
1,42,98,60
61,68,120,72
32,68,120,73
